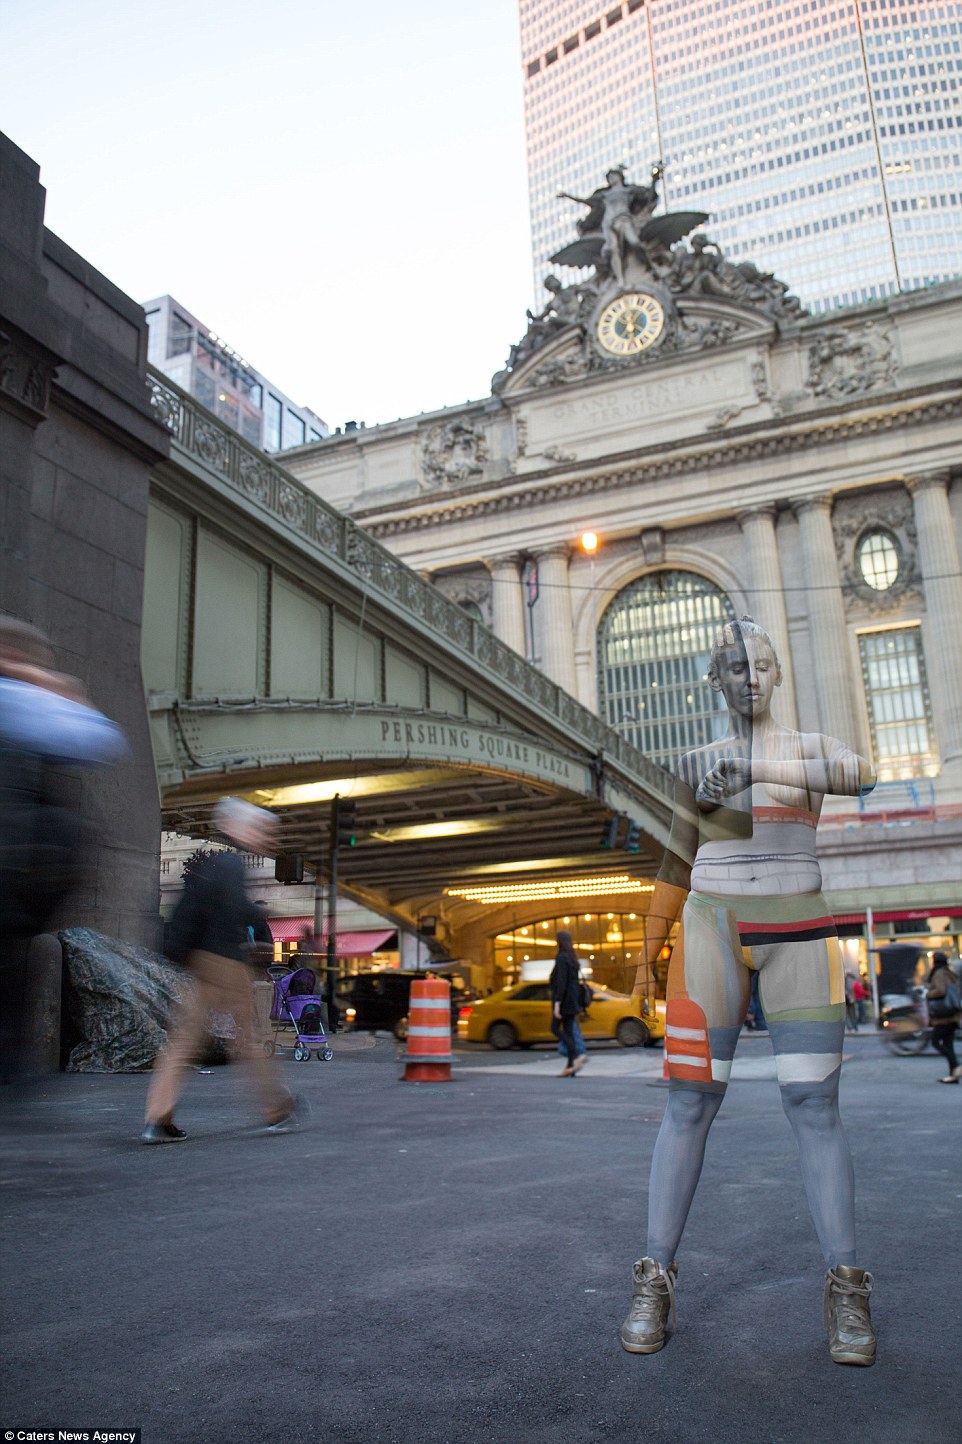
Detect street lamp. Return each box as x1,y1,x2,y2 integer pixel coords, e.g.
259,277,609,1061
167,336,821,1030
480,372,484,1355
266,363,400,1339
580,532,601,689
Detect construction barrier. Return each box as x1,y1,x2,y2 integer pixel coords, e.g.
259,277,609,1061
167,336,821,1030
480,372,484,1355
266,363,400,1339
402,977,453,1082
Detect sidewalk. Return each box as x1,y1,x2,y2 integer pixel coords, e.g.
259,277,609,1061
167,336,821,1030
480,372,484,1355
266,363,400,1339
1,1034,957,1444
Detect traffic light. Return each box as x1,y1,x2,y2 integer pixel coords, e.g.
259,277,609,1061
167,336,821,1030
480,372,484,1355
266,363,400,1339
332,795,357,849
624,820,641,853
274,854,304,884
599,815,621,849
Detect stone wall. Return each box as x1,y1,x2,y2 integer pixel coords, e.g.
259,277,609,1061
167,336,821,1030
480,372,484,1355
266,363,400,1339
0,132,168,948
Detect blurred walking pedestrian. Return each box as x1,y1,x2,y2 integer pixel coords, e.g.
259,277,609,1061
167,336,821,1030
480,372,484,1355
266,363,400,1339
143,797,298,1142
925,951,961,1084
844,972,859,1033
0,615,126,1078
745,970,766,1031
550,930,586,1077
557,1011,586,1062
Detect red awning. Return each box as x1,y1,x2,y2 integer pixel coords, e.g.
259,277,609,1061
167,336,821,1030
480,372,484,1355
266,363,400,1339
833,908,962,925
267,918,397,954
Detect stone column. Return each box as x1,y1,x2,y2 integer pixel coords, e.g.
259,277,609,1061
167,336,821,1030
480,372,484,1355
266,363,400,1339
907,470,962,771
737,505,798,729
793,495,862,748
535,544,579,696
487,552,528,657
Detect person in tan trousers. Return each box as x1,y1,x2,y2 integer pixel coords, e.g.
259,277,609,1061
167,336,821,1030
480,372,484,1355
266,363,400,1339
143,798,296,1143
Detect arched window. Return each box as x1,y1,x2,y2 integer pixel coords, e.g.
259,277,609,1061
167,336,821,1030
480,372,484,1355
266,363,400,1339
597,570,736,771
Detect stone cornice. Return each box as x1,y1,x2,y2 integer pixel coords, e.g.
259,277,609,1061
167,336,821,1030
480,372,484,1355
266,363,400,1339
736,504,778,528
358,390,962,539
905,468,952,495
486,552,524,572
535,542,573,563
792,493,834,519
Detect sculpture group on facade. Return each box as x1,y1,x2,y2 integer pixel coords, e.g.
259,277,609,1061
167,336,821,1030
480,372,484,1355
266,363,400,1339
493,163,804,393
556,163,671,288
806,321,896,398
420,419,489,487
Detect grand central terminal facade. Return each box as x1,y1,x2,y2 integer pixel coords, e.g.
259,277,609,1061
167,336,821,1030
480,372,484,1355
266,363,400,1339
283,180,962,985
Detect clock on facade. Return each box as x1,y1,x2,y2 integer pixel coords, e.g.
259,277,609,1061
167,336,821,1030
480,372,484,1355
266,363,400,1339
596,292,666,356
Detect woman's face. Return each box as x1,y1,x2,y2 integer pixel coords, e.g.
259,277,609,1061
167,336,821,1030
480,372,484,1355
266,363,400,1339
711,635,780,720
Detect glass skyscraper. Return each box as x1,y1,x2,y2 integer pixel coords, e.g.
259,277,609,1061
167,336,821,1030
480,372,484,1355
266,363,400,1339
520,0,962,311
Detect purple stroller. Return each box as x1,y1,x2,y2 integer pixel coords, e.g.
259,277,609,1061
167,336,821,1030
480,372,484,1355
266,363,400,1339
265,967,334,1062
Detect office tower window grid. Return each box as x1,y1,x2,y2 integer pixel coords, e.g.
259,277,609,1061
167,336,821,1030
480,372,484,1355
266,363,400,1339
265,394,283,452
144,296,328,453
522,3,659,299
520,1,962,312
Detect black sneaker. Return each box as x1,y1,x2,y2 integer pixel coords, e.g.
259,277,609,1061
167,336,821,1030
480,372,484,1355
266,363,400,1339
142,1122,188,1145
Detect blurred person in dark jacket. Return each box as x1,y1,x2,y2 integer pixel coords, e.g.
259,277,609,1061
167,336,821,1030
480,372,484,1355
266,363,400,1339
142,798,298,1142
0,615,126,1078
551,930,587,1077
250,901,274,946
926,951,961,1084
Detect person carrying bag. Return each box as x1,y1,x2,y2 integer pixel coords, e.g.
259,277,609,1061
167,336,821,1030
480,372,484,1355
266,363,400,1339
550,930,588,1077
926,951,961,1084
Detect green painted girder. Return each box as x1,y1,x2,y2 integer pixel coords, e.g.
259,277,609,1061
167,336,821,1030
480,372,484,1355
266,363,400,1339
145,369,670,812
144,367,672,914
150,700,593,796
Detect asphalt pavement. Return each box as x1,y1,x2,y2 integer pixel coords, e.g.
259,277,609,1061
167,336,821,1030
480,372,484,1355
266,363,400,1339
1,1030,959,1444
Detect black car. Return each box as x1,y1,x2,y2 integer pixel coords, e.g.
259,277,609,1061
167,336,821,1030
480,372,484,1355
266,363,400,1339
340,971,470,1041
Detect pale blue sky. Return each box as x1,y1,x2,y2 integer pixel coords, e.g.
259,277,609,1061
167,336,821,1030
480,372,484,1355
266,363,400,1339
2,0,532,427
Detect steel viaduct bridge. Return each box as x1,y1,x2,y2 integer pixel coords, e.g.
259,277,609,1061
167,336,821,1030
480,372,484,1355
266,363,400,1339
143,370,673,964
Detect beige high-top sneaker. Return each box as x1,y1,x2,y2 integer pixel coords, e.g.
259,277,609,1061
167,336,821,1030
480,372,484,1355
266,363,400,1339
619,1257,678,1354
824,1264,876,1366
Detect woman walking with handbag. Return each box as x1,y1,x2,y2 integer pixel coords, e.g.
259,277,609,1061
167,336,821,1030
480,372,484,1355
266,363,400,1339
550,930,587,1077
926,951,961,1083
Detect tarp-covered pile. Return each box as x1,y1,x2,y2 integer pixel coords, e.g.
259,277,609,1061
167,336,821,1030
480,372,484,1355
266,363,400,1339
60,928,232,1072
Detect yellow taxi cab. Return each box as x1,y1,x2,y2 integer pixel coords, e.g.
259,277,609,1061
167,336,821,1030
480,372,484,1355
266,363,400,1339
457,982,665,1051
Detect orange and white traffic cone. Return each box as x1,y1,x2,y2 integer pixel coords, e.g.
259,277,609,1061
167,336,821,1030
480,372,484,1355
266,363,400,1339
402,978,453,1082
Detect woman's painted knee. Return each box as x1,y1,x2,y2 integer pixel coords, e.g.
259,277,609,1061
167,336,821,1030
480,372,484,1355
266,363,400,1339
666,1086,724,1130
779,1081,841,1131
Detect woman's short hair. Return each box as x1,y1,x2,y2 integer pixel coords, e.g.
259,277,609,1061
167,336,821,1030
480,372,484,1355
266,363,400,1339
708,615,781,682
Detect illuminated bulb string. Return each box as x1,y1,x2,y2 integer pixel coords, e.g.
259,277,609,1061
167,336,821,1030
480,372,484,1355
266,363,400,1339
447,877,655,904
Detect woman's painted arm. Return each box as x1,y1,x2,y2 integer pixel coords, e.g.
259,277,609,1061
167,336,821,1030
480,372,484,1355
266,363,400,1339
633,771,696,994
696,736,876,807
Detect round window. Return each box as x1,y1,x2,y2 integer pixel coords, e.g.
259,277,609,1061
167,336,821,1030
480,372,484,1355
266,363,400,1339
856,530,899,591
